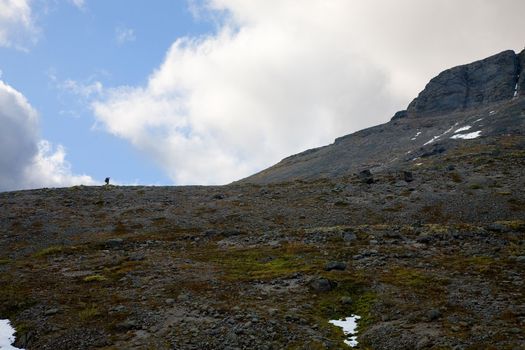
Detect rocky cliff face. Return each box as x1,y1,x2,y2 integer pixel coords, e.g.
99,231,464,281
241,49,525,184
406,50,524,117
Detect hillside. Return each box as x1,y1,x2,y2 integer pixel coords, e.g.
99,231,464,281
1,50,525,349
242,49,525,184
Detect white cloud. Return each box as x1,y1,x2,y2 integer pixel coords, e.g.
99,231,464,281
69,0,85,10
0,0,39,49
115,26,135,45
60,79,103,98
93,0,525,185
0,80,96,191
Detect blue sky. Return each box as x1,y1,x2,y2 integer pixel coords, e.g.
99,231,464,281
1,1,215,185
0,0,523,190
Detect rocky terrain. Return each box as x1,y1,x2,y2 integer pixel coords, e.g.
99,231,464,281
1,50,525,349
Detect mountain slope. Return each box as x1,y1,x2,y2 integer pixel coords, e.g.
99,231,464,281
1,50,525,350
242,49,525,184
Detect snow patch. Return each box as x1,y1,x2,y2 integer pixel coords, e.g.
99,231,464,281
423,126,454,146
0,320,24,350
489,110,496,115
329,315,361,347
474,118,484,123
450,131,482,140
410,131,421,141
455,125,472,133
514,75,519,98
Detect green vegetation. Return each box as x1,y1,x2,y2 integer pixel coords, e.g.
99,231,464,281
83,274,108,282
33,245,65,257
78,305,101,321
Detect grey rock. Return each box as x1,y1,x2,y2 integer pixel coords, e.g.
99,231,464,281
427,309,441,321
343,232,357,242
391,110,408,121
116,320,138,331
403,171,414,183
340,297,353,305
515,256,525,263
106,238,124,249
310,278,334,292
358,169,374,184
44,308,60,316
324,261,347,271
128,252,145,261
408,50,520,116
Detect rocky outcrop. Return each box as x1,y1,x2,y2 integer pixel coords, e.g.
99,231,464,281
519,49,525,96
407,50,524,116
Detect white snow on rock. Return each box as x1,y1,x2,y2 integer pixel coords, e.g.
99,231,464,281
455,125,472,133
450,131,482,140
0,320,24,350
411,131,422,141
474,118,484,123
329,315,361,347
489,110,496,115
423,125,455,146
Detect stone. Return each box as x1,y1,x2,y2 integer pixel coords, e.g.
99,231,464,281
128,252,145,261
116,320,138,331
343,232,357,242
427,309,441,321
44,308,60,316
358,169,374,184
324,261,347,271
310,278,334,292
105,238,124,249
403,171,414,182
340,297,353,305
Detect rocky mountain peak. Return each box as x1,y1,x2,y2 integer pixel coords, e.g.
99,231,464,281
403,49,524,118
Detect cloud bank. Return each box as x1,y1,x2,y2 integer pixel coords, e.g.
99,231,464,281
0,0,38,49
93,0,525,185
0,80,96,191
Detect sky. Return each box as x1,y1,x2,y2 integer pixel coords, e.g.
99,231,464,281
0,0,524,191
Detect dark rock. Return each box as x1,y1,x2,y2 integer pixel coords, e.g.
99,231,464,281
427,309,441,321
222,229,242,237
343,232,357,242
403,171,414,182
204,229,219,236
116,320,138,331
515,256,525,263
486,223,507,232
128,252,145,261
421,144,446,158
44,308,60,316
519,49,525,97
105,238,124,249
408,50,520,116
310,278,334,292
340,297,353,305
324,261,347,271
14,331,34,348
212,194,225,200
391,110,408,121
358,169,374,184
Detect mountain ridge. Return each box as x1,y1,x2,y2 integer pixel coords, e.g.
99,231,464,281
241,49,525,184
